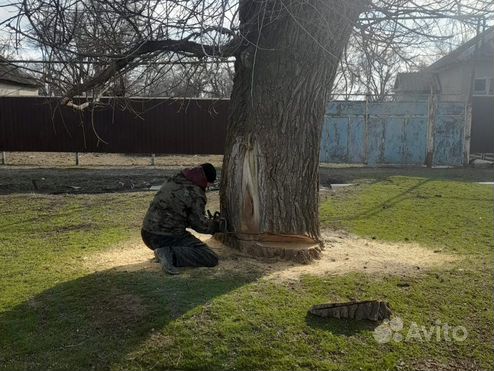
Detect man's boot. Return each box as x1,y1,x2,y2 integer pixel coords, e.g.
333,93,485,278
154,247,179,275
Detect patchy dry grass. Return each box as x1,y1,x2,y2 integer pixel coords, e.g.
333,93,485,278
0,176,492,371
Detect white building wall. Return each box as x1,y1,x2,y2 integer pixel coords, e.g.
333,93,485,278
437,60,493,102
0,82,39,96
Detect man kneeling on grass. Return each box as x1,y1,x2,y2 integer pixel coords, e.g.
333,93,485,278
141,163,220,275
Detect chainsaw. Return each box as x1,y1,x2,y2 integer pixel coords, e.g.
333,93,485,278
207,210,228,233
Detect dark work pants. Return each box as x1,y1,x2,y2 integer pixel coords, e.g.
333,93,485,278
141,229,218,268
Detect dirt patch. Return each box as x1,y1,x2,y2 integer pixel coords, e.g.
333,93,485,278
0,167,218,195
0,155,224,194
83,229,458,280
2,155,492,195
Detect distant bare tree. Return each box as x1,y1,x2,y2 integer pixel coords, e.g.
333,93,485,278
334,31,411,100
138,61,234,98
334,0,492,100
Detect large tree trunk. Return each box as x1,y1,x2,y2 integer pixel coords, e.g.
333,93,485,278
219,0,366,263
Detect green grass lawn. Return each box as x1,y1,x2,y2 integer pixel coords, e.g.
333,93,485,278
0,177,493,371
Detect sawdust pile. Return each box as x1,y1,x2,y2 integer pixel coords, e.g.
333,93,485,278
84,230,458,281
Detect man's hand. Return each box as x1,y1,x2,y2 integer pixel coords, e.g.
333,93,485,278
208,219,221,234
206,210,224,234
207,210,221,220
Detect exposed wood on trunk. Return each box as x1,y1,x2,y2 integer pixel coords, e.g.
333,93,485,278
219,0,368,262
217,232,321,264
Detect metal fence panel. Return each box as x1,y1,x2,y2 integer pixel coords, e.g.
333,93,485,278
0,97,229,154
320,100,466,166
403,117,428,165
433,104,465,166
366,116,385,165
1,97,468,166
348,116,366,163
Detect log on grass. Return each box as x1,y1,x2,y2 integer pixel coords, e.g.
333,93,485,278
309,300,392,321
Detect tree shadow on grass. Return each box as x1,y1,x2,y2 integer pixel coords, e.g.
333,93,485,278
334,178,432,222
1,260,387,370
0,265,255,371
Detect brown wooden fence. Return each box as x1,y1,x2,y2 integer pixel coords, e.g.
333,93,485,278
0,97,229,154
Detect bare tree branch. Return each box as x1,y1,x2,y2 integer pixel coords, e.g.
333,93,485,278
1,0,492,104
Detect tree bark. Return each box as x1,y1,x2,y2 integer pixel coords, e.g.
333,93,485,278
219,0,367,263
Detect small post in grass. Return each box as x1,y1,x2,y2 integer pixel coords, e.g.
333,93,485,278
1,151,5,165
151,153,155,166
75,152,80,166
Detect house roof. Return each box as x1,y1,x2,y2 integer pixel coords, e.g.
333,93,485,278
394,27,493,93
0,56,41,88
425,26,494,72
393,72,440,92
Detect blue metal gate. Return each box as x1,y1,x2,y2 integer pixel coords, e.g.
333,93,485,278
320,100,466,166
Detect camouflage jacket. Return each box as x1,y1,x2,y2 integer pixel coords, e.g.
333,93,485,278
142,173,214,235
